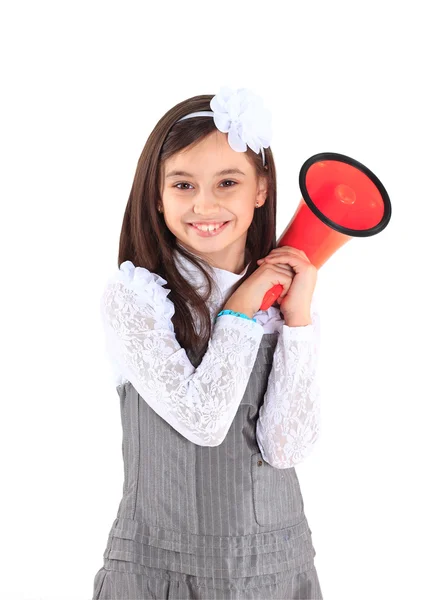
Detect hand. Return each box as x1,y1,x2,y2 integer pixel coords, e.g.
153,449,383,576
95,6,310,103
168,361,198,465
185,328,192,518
223,256,299,319
257,246,317,323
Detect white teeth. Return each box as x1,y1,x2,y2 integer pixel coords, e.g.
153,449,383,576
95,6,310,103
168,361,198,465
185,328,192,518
193,222,225,231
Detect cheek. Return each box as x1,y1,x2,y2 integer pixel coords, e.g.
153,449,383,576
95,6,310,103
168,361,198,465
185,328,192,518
160,198,179,218
238,204,257,223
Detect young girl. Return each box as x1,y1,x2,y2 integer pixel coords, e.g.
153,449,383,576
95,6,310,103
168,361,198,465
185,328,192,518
92,86,323,600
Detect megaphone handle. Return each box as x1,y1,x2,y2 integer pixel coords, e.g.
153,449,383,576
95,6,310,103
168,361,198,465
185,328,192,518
260,284,283,311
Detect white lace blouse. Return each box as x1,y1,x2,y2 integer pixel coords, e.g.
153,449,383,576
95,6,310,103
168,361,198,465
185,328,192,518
100,249,321,469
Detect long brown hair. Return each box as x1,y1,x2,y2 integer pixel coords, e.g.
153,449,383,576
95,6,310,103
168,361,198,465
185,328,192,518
118,94,278,362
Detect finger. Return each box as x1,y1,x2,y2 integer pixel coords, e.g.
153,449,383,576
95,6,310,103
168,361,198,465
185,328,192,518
262,261,295,272
266,247,310,262
257,257,294,269
265,263,295,279
264,255,302,272
265,262,295,275
257,258,295,272
266,251,310,264
259,253,300,263
263,255,312,274
263,251,305,262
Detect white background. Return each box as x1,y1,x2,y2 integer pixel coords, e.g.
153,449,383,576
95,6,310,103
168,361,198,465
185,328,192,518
1,1,429,599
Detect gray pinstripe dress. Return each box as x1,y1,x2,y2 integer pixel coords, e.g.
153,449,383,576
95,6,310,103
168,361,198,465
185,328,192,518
92,332,323,599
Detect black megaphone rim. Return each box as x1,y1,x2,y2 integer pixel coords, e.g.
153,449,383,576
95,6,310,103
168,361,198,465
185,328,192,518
298,152,392,237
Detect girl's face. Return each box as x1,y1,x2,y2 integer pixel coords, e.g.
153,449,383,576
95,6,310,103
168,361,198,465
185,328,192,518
159,130,267,274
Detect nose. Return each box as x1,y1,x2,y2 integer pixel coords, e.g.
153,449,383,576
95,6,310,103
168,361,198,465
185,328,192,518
193,190,222,216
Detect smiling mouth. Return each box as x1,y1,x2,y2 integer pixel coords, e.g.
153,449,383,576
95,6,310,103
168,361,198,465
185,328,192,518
188,221,231,235
191,221,228,228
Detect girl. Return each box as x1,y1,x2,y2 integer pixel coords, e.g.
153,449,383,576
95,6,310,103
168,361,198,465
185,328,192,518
92,86,323,600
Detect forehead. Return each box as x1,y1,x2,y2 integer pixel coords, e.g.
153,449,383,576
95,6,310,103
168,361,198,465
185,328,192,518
163,130,252,176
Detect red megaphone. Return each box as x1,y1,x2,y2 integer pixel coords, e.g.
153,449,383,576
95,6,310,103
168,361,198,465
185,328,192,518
260,152,392,311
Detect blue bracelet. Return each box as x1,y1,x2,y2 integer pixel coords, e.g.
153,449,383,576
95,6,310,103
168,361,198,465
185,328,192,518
216,309,257,322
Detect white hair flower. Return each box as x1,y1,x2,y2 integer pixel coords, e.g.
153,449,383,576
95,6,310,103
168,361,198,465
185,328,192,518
209,86,272,158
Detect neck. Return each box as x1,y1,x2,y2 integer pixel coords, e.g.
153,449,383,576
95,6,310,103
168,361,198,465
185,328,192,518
176,242,247,275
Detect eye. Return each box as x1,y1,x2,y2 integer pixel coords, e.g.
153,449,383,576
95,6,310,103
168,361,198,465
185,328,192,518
174,182,193,190
173,180,237,190
220,180,237,187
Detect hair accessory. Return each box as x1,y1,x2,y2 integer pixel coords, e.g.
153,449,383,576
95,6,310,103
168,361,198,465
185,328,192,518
178,86,272,166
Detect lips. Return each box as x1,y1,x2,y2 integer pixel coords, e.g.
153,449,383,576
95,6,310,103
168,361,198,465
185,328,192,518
188,220,230,236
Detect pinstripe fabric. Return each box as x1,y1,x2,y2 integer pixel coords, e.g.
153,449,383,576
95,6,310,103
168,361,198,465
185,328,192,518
93,332,323,599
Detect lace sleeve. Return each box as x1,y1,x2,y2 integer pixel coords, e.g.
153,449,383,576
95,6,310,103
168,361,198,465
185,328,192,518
100,261,264,447
255,297,321,468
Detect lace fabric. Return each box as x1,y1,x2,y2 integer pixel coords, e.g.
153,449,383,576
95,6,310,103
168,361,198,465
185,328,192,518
256,311,321,468
100,260,321,466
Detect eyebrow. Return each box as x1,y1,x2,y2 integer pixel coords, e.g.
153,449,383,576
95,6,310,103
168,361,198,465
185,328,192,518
165,168,246,179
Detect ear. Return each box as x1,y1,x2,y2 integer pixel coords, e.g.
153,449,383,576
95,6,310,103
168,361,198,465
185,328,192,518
256,176,268,206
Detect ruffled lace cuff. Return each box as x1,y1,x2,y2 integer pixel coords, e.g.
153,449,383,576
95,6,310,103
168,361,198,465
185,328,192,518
109,260,175,329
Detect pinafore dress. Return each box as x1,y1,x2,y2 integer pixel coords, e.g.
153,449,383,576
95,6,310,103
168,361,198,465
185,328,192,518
92,331,323,599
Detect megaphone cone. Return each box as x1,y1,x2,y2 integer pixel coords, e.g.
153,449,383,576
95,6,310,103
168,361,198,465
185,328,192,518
260,152,392,311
